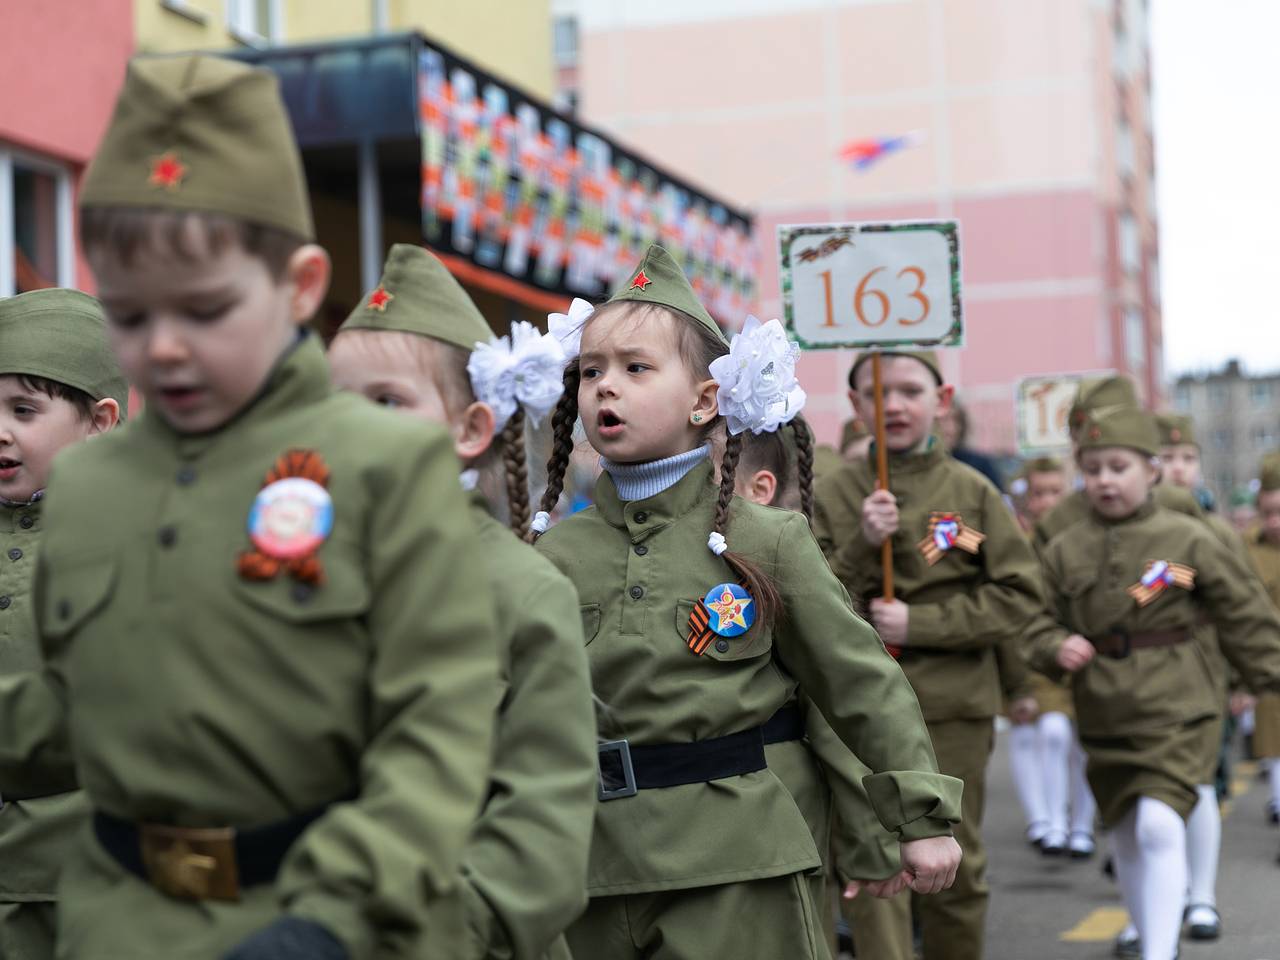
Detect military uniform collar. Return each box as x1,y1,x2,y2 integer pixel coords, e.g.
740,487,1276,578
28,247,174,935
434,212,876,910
0,494,41,533
594,458,714,539
874,437,945,475
140,331,330,455
1092,494,1157,526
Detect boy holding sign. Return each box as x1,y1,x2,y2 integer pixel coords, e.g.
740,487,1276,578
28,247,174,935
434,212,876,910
813,350,1043,960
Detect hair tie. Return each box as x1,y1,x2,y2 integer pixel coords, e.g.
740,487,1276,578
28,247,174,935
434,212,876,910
708,531,728,556
531,511,552,534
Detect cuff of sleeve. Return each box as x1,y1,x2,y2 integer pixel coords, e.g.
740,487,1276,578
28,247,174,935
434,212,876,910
863,771,963,840
288,894,373,960
904,603,943,647
833,828,901,883
1028,639,1068,682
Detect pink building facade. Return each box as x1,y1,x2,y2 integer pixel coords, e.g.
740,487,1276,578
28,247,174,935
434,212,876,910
1,0,135,295
555,0,1162,452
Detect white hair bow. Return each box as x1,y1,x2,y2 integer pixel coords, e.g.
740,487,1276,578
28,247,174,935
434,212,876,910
547,298,594,361
468,321,567,430
708,315,807,436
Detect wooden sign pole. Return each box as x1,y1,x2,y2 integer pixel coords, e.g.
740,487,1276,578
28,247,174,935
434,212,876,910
871,352,894,600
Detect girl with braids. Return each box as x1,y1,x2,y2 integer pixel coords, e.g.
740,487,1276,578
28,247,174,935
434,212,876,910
532,245,962,960
328,244,597,960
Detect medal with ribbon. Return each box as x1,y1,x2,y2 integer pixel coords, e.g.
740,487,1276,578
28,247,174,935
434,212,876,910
1126,559,1196,607
686,582,755,655
917,512,986,566
238,450,334,586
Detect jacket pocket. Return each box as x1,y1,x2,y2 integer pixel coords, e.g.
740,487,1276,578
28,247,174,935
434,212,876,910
579,603,601,646
232,548,369,624
674,598,773,662
41,554,117,640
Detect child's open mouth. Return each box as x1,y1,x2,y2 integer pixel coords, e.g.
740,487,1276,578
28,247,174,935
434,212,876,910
0,457,21,481
158,385,205,412
598,409,625,439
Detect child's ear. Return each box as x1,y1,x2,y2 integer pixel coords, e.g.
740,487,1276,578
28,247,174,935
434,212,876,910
692,378,719,423
88,397,121,436
743,468,778,507
286,244,332,326
454,401,498,464
848,387,869,423
936,383,956,416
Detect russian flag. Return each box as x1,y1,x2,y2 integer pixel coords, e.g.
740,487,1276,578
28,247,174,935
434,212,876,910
839,131,924,171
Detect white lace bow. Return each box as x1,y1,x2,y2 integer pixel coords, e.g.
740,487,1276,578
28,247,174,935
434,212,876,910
547,297,594,361
709,315,807,436
468,321,567,430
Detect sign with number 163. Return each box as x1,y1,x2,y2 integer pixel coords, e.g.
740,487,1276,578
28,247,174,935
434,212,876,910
778,220,963,350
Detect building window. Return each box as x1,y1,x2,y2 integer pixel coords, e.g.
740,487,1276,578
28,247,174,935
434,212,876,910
1117,117,1135,181
227,0,280,47
1118,213,1141,276
1253,425,1276,449
1211,428,1232,452
553,16,579,67
1209,382,1228,409
1174,383,1191,410
0,147,75,297
1250,381,1273,407
1124,305,1146,372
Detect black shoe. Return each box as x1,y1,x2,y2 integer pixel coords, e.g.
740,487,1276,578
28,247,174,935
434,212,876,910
1268,798,1279,825
1185,904,1221,941
1040,830,1067,856
1102,855,1115,879
1113,929,1140,958
1068,831,1096,859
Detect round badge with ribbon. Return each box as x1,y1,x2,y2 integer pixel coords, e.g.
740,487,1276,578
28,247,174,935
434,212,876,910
248,476,334,560
703,582,755,638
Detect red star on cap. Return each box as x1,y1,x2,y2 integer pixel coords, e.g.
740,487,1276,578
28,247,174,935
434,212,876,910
366,286,394,312
149,152,187,191
629,270,652,291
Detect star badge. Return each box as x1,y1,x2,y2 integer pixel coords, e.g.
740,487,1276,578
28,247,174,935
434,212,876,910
149,151,187,191
366,286,394,312
629,270,652,291
706,584,753,634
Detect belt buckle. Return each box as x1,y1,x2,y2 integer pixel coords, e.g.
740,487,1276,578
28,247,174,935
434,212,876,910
1102,626,1131,660
139,824,240,902
597,739,638,801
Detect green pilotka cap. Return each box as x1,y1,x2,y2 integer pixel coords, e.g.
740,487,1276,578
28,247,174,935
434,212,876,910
1077,406,1161,458
1261,453,1280,493
0,289,129,418
1022,456,1064,476
80,54,314,240
1068,376,1137,436
848,351,943,388
607,244,727,345
338,244,492,350
1155,413,1197,448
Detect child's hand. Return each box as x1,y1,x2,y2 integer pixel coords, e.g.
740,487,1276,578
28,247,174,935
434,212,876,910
869,598,909,648
900,835,962,894
861,489,900,546
1056,634,1095,672
1009,696,1038,725
1230,690,1256,717
843,874,910,901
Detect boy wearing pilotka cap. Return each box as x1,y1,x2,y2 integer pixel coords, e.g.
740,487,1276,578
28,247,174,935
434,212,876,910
0,54,501,960
812,349,1044,960
0,288,126,960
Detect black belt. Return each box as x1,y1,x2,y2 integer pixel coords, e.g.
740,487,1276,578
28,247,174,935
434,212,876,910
598,703,805,801
93,802,332,893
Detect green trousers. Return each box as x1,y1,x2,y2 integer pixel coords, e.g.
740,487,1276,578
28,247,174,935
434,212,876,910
846,718,992,960
0,900,56,960
565,872,824,959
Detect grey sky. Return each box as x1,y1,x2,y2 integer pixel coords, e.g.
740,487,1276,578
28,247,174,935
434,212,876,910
1152,0,1280,377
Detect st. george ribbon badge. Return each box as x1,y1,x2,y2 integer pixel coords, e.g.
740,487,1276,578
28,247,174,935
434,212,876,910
1127,560,1196,607
238,450,334,585
917,512,985,566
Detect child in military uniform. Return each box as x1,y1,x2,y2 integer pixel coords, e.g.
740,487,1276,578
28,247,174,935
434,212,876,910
1245,453,1280,863
531,247,962,960
1026,408,1280,960
0,289,126,960
1006,457,1097,858
812,350,1044,960
0,55,502,960
327,244,598,960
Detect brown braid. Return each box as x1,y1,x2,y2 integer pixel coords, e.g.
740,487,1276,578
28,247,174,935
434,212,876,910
714,431,783,630
501,407,531,537
529,362,581,542
790,416,815,523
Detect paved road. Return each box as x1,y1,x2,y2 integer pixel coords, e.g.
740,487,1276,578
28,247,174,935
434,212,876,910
840,725,1280,959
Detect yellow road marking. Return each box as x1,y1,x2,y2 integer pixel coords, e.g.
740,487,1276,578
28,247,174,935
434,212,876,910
1060,907,1130,942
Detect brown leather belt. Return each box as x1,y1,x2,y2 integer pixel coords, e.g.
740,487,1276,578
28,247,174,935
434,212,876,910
1091,627,1192,659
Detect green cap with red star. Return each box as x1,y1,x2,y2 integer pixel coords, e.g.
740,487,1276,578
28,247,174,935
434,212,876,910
606,244,727,345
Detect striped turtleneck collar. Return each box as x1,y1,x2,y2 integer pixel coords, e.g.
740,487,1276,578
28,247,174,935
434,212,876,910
600,445,709,502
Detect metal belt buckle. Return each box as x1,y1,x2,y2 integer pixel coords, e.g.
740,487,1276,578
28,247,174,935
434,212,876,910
1103,626,1131,660
597,739,638,801
139,824,241,902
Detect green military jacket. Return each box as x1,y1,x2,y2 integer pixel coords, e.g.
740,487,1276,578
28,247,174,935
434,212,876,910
0,498,85,900
424,497,596,960
1033,483,1202,555
536,460,959,895
1026,498,1280,738
0,336,500,960
1247,531,1280,607
812,445,1045,722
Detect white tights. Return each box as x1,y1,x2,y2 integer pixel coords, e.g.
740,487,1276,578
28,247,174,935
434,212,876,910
1111,797,1187,960
1009,712,1095,839
1185,784,1220,919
